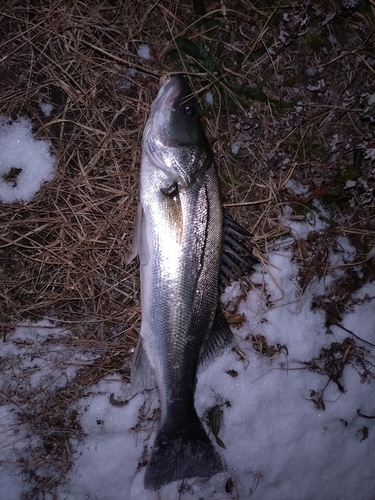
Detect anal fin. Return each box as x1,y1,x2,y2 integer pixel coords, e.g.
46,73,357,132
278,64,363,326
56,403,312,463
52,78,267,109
199,304,233,369
131,335,157,394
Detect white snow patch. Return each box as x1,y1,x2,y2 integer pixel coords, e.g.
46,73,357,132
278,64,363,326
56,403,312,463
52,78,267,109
286,179,309,196
205,91,214,106
364,147,375,161
137,44,152,60
307,79,326,91
232,141,240,154
282,200,329,241
118,68,138,90
0,116,55,203
38,99,53,117
0,320,100,499
328,234,356,267
58,376,140,500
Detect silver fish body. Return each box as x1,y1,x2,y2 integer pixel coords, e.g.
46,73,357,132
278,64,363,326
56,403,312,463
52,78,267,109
129,76,224,489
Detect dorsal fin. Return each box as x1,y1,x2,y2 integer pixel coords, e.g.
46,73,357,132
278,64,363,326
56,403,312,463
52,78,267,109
220,209,259,291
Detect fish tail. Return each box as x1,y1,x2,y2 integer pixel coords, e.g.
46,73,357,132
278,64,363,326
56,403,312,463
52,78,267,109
144,413,223,490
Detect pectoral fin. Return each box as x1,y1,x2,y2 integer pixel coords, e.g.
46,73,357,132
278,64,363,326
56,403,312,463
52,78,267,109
127,203,150,265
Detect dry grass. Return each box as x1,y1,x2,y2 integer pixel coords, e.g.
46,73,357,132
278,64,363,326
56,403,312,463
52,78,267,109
1,0,375,497
0,3,153,342
302,337,375,410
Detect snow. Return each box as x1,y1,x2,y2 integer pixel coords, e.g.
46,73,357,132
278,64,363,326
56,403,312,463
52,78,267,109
137,44,152,60
0,320,101,499
0,179,374,497
0,116,55,203
282,200,329,241
286,178,310,196
38,99,54,117
59,377,141,500
232,141,240,154
205,91,214,106
337,282,375,345
118,68,138,90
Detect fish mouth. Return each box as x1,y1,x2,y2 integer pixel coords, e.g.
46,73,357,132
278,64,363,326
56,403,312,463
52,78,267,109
154,75,190,112
144,75,204,186
145,76,190,159
160,75,191,111
160,78,182,111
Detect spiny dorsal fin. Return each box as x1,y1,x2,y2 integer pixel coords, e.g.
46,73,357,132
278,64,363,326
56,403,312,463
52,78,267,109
220,209,259,291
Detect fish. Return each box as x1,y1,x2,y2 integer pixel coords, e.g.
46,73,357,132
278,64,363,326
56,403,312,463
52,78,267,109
128,75,257,490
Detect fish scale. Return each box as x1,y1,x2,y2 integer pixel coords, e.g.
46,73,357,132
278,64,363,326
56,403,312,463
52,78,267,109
142,163,222,423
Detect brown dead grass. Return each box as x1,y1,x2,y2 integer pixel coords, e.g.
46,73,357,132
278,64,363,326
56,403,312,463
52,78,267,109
1,2,150,339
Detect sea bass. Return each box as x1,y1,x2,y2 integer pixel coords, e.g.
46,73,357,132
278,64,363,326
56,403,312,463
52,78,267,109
128,75,255,490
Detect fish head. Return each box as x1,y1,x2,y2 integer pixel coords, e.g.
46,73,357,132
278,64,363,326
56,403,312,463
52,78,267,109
144,75,212,187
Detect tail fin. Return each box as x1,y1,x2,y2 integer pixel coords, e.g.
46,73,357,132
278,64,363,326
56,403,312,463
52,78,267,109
144,414,223,490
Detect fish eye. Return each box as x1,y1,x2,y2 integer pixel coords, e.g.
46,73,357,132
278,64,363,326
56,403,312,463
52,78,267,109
183,104,196,117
